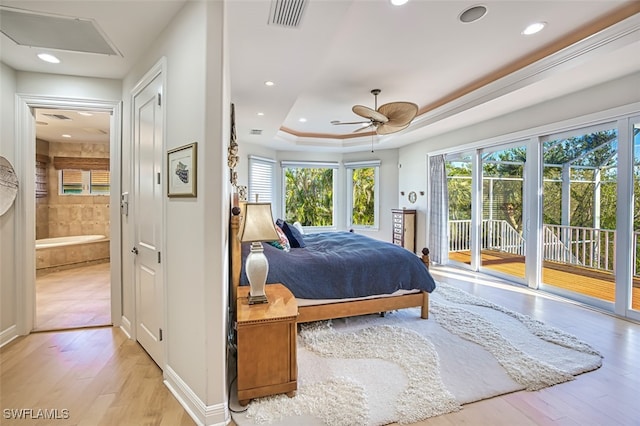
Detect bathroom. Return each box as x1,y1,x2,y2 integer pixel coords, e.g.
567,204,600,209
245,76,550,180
34,108,111,330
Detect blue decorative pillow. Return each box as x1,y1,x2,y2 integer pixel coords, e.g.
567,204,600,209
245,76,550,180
276,219,306,248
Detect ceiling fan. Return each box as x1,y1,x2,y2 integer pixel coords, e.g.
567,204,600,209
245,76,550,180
332,89,418,135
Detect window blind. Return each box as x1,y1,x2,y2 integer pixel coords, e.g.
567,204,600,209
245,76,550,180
249,156,275,203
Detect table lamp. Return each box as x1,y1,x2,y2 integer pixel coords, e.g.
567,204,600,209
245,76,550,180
238,202,279,304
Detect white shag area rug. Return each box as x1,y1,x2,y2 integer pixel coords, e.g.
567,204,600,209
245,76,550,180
231,283,603,426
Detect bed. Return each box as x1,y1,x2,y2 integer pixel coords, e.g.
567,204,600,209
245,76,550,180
230,212,435,323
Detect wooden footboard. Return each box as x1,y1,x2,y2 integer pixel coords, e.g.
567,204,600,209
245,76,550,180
297,291,428,323
230,212,429,322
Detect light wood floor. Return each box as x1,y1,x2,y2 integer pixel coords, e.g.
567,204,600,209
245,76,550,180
0,327,195,426
3,266,639,425
35,262,111,331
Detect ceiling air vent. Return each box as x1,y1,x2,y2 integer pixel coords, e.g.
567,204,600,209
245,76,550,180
0,6,121,56
250,129,263,135
268,0,307,28
43,113,72,120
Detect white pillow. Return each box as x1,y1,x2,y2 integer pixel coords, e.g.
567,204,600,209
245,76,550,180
292,221,304,235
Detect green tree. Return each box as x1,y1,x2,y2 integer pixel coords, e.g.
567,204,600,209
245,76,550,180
352,167,375,226
284,167,333,226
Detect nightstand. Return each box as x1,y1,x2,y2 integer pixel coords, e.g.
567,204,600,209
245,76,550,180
236,283,298,406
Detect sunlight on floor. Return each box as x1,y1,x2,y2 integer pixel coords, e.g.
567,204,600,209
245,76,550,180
35,262,111,331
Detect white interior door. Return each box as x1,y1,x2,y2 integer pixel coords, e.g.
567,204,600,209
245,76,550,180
133,73,164,367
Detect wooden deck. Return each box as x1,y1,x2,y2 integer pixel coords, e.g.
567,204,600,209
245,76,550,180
449,250,640,311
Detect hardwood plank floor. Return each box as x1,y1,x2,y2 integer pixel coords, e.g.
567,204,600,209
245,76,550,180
35,263,111,331
0,327,195,426
3,266,638,425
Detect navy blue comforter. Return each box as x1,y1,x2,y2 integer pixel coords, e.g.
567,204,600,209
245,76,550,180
241,231,436,299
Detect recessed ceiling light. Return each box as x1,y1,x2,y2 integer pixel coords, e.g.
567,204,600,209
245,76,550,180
299,118,307,123
522,22,546,35
390,0,409,6
264,81,275,86
37,53,60,63
62,134,71,138
459,5,487,23
257,112,264,116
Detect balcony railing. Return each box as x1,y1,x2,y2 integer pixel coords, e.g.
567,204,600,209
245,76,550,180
449,220,640,278
449,219,525,255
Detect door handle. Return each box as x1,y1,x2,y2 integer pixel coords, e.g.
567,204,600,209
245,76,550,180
131,246,139,255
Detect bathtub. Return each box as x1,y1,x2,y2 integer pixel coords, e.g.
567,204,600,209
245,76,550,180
36,234,107,249
36,235,110,271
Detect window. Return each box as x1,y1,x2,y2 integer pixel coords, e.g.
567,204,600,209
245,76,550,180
90,170,110,194
346,160,380,229
248,155,275,203
59,169,110,195
282,161,338,228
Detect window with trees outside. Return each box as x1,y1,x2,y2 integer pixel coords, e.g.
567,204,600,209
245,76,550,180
346,160,380,229
60,169,110,195
282,161,338,229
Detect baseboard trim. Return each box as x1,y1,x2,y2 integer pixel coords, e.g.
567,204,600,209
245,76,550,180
120,316,132,338
164,365,230,426
0,325,19,348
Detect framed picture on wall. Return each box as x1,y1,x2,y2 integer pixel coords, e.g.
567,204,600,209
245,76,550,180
167,142,197,197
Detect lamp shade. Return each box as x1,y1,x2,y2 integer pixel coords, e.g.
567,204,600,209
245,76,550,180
238,202,279,243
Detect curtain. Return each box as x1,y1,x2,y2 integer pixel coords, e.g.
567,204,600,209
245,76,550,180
428,155,449,264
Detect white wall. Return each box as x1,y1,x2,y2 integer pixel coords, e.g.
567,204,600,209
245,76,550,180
0,62,17,344
121,2,229,424
15,72,121,100
399,71,640,252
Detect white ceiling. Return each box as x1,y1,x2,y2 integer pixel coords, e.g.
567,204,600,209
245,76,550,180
1,0,639,151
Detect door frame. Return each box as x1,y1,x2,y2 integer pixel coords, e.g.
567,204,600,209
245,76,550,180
15,94,122,335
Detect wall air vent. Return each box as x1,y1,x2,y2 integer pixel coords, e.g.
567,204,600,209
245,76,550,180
268,0,307,28
250,129,263,135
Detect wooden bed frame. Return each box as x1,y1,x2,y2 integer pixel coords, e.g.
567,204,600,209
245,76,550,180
230,212,429,323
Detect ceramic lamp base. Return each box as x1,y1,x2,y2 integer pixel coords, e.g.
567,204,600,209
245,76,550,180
246,242,269,304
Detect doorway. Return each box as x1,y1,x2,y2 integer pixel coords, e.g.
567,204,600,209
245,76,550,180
33,107,112,331
15,95,122,335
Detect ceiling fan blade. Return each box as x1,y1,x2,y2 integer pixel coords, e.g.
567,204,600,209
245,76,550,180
375,122,410,135
377,102,418,127
352,105,388,123
353,124,374,133
332,120,370,125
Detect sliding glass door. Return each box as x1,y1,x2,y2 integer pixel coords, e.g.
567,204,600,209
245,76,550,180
632,119,640,313
540,124,618,308
437,113,639,320
479,144,527,281
446,152,473,268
